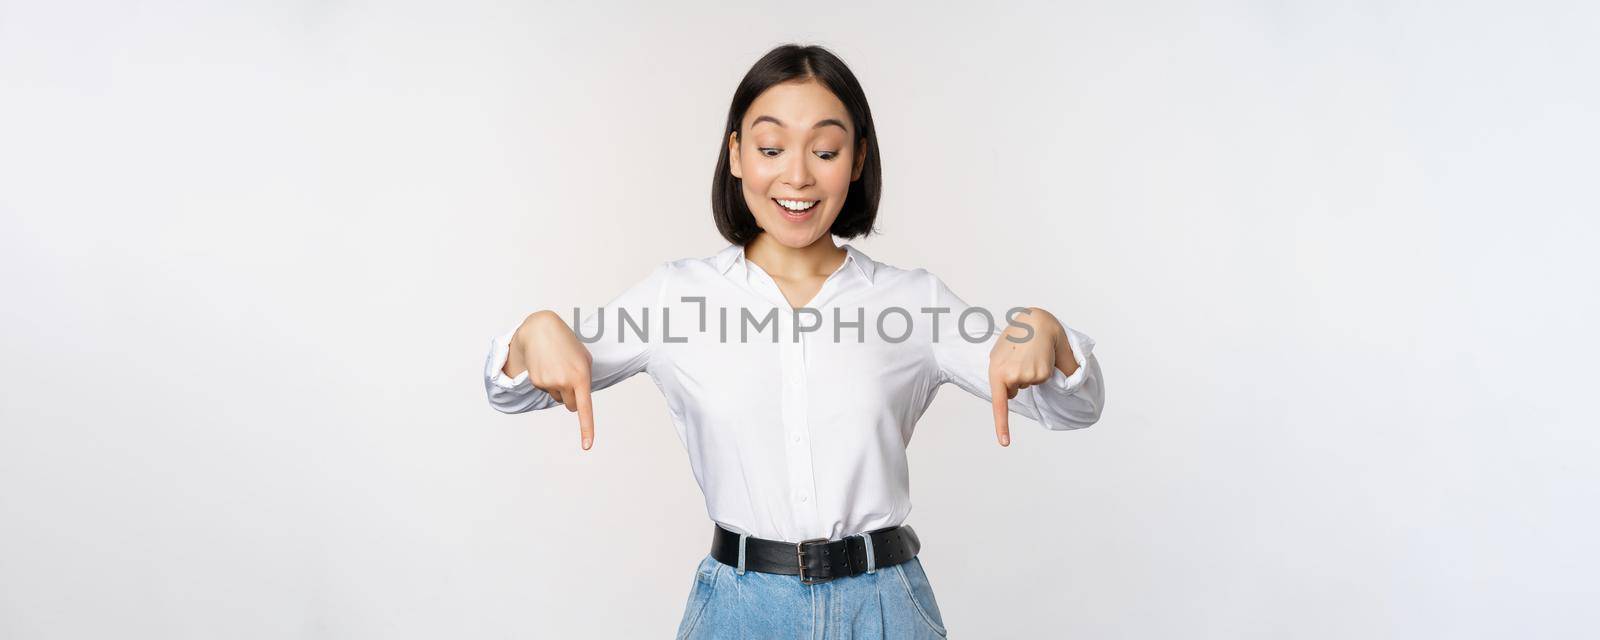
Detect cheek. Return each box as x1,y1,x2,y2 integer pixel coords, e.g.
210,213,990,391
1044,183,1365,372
738,156,777,188
739,169,774,213
820,164,855,195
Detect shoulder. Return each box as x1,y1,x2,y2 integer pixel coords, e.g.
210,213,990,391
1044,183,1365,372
882,264,939,296
841,242,938,291
662,243,740,272
869,259,947,300
625,245,739,293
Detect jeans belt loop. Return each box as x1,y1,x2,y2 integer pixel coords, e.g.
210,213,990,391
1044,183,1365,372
857,531,877,574
736,533,749,576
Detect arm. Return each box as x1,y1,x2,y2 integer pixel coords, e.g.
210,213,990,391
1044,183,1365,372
928,273,1106,433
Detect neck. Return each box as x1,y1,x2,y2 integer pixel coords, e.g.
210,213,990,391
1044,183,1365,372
745,234,847,280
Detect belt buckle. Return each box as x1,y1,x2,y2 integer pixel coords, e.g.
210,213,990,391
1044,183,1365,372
795,537,834,585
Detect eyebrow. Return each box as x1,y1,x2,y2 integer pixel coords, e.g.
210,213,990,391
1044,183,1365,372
751,115,849,133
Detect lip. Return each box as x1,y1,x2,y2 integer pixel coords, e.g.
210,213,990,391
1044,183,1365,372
772,197,818,223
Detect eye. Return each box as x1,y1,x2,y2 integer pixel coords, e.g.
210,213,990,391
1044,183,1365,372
758,148,841,160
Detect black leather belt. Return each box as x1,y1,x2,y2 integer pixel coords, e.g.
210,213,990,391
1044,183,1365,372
709,522,921,585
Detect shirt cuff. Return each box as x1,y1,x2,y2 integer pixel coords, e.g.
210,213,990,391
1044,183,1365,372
1045,325,1094,395
486,327,531,390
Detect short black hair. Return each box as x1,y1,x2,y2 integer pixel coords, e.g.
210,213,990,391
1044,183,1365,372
712,43,882,246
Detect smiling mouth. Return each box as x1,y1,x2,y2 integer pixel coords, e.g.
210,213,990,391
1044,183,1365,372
773,198,819,220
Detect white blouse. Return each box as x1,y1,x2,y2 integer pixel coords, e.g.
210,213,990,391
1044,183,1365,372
483,241,1105,542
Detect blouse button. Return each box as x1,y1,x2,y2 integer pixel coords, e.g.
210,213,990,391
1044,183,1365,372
799,495,809,503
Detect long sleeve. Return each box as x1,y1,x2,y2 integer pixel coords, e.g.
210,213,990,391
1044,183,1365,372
928,273,1105,430
484,261,673,414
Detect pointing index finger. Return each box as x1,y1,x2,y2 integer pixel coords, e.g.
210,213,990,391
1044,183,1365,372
990,369,1011,447
575,378,594,450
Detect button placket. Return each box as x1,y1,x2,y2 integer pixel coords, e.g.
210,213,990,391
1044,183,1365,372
778,311,821,530
744,256,848,538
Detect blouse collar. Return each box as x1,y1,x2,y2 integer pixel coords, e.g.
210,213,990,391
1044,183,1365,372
714,241,876,285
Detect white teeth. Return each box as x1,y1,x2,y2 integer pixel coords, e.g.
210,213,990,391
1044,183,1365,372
776,199,817,212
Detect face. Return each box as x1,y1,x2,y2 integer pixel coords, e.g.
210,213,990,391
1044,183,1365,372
728,79,868,248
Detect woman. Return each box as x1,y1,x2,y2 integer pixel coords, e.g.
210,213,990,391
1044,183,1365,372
483,43,1105,639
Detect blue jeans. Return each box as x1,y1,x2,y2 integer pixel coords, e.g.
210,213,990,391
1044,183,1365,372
675,551,949,639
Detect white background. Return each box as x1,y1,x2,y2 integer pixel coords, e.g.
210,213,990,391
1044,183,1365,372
2,1,1596,637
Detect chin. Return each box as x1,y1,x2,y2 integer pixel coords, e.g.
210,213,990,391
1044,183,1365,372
762,225,828,248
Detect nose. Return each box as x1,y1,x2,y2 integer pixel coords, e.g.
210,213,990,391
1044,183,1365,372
782,152,815,190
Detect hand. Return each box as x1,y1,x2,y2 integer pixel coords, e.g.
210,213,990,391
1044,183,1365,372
507,310,597,450
988,307,1076,447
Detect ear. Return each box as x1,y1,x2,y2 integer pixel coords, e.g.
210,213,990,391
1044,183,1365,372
851,137,868,182
728,131,742,179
